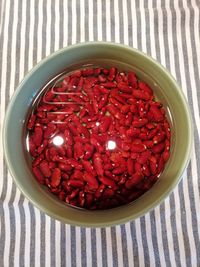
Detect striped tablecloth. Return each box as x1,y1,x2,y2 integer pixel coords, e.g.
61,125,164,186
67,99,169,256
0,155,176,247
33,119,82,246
0,1,200,266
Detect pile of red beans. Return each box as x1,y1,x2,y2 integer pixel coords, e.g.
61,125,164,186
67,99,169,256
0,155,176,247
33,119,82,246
27,67,171,210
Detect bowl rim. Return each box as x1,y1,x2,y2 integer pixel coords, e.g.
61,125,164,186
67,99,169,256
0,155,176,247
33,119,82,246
3,41,193,227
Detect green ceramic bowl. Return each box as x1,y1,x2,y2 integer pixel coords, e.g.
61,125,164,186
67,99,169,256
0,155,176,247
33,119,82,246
3,42,193,227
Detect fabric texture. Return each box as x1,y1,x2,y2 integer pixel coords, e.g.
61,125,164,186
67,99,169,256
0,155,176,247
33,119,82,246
0,0,200,266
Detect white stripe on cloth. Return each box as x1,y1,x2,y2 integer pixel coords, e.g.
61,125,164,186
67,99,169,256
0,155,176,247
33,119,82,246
85,228,92,267
80,0,85,42
54,0,60,52
65,225,72,266
45,215,51,267
122,0,129,45
55,220,61,267
106,227,114,267
13,188,22,267
72,0,77,45
116,225,125,267
134,219,145,267
97,0,102,41
76,227,82,267
96,228,103,267
1,1,11,266
37,0,43,63
88,0,94,41
105,0,111,42
34,208,41,267
0,0,5,33
130,0,138,49
114,0,120,43
24,200,31,267
46,0,52,56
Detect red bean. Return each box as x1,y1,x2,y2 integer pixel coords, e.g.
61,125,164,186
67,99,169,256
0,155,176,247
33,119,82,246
78,191,85,207
138,81,153,95
95,184,105,198
127,158,135,175
32,126,43,147
102,188,115,198
163,150,170,162
111,92,127,104
93,153,104,176
82,68,94,76
101,81,116,88
32,154,44,167
132,118,148,128
153,131,166,144
125,172,143,189
59,163,72,172
99,116,112,133
130,104,138,114
29,137,37,157
32,166,44,184
132,90,151,100
27,114,36,130
125,112,133,126
112,166,126,175
126,127,140,138
121,105,130,114
74,142,84,159
62,173,69,180
27,66,171,210
149,105,164,122
68,180,84,188
70,170,82,180
142,163,151,176
110,97,123,109
128,71,137,87
150,159,157,175
67,189,79,200
165,139,170,151
99,176,117,189
64,129,73,145
83,143,94,160
107,104,124,120
137,150,151,164
51,168,61,187
37,140,48,154
39,161,51,177
85,193,94,208
62,181,72,193
108,67,117,81
117,82,132,93
90,137,104,153
157,156,165,175
43,90,55,102
131,143,146,153
83,172,99,190
152,143,165,154
82,160,95,175
66,159,82,170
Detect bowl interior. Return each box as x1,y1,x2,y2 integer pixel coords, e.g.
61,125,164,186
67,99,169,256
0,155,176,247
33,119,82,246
3,42,192,227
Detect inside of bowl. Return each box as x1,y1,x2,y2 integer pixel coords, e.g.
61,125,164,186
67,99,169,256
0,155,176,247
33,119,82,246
4,43,192,227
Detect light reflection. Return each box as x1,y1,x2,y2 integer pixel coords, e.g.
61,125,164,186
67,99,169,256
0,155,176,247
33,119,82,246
53,135,64,146
96,122,100,126
107,140,116,150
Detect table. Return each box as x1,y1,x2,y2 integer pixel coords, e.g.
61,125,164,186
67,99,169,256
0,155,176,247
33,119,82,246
0,1,199,266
